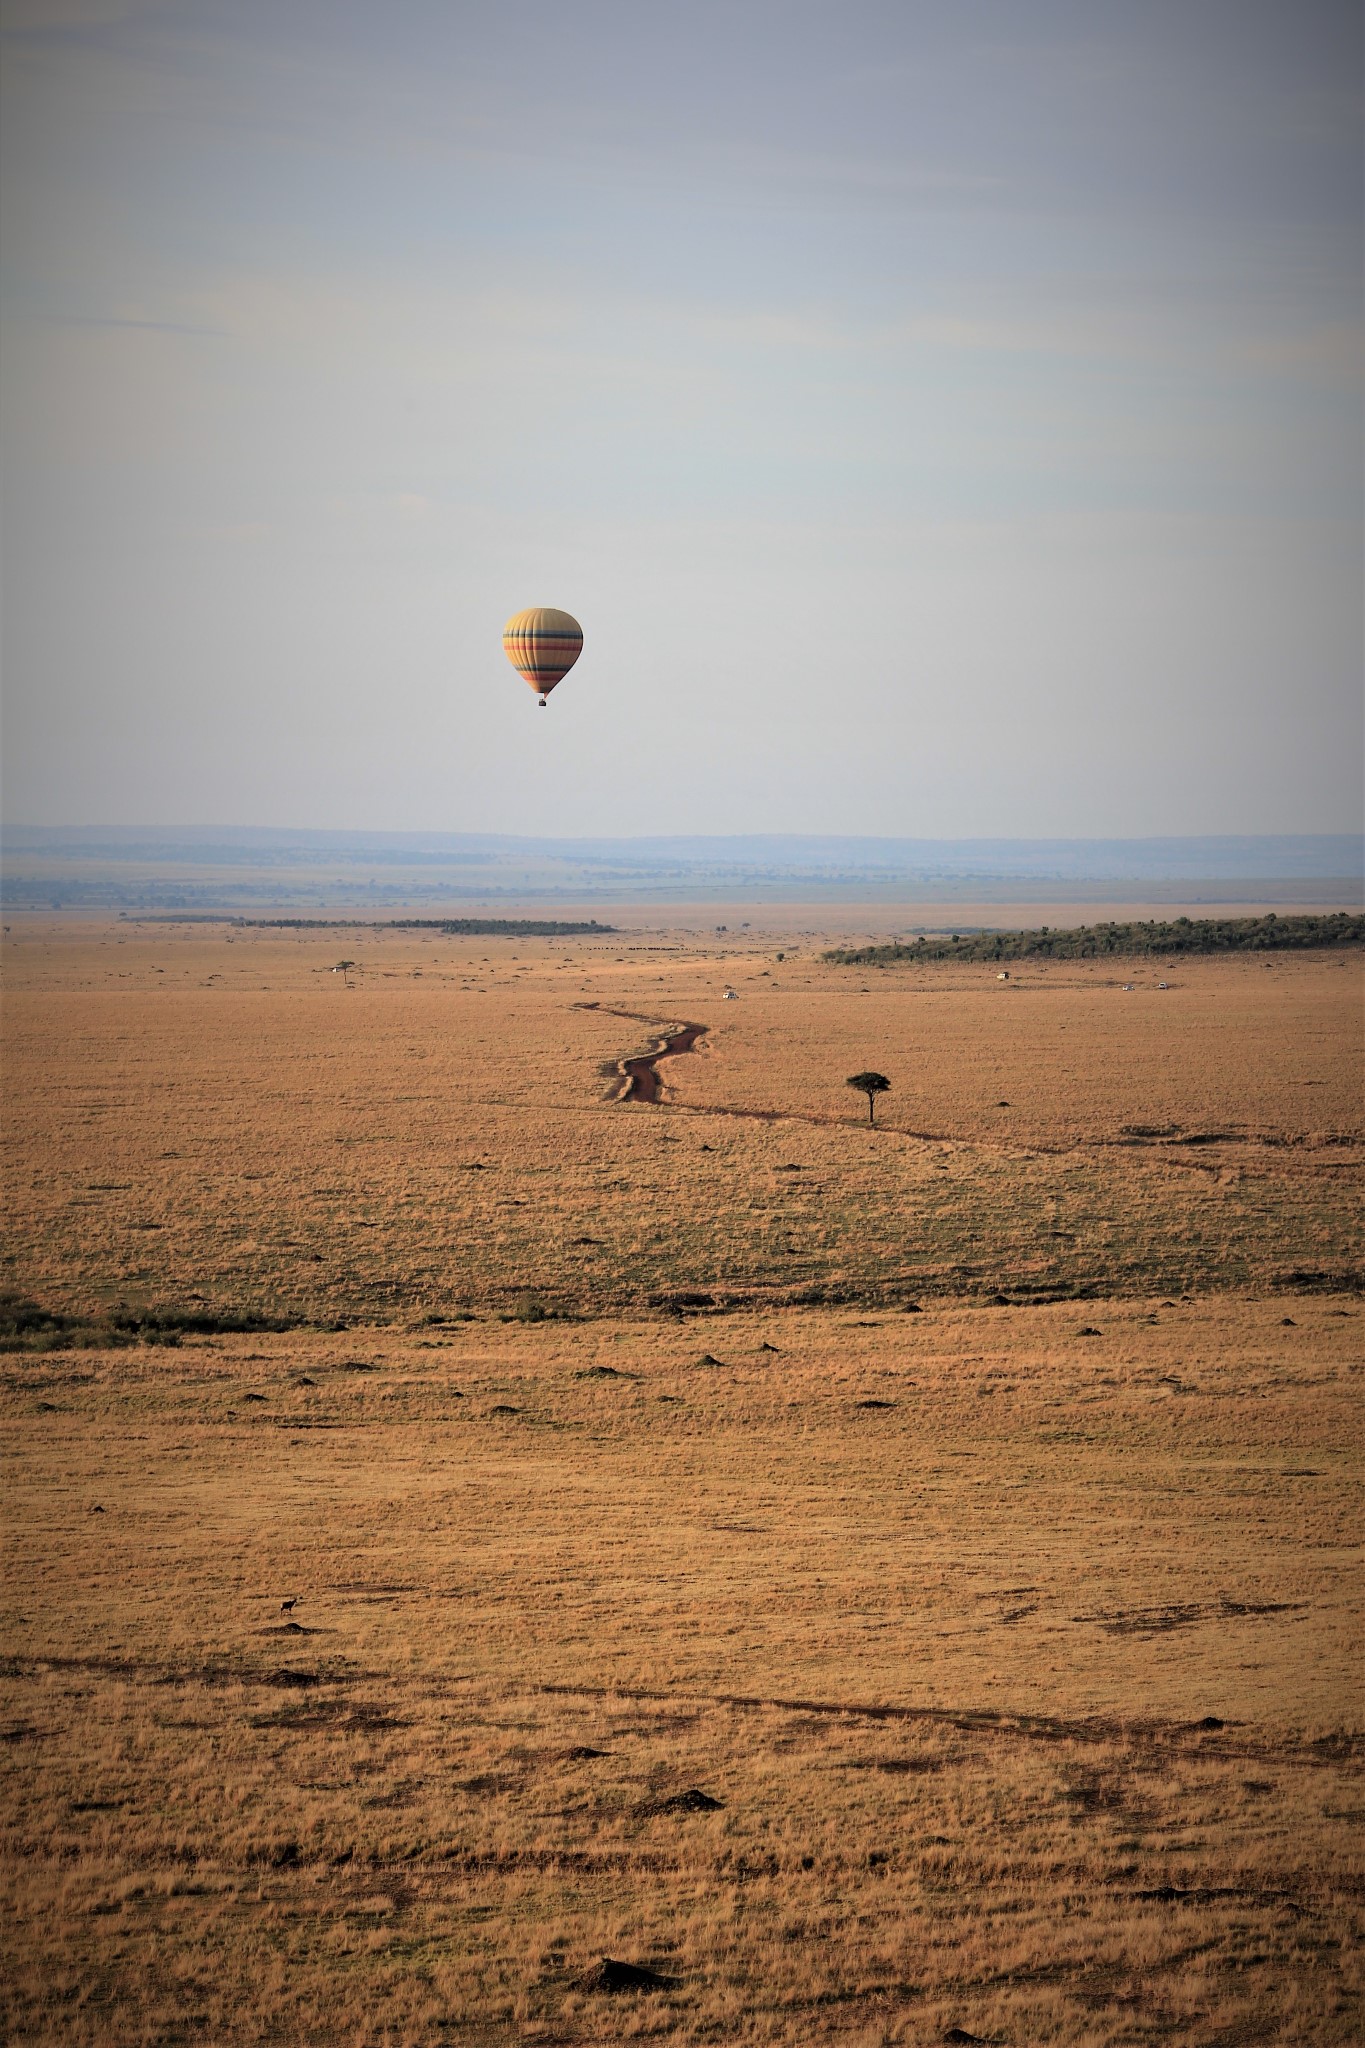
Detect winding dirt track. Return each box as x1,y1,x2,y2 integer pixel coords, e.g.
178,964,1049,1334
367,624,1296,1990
575,1005,710,1103
575,1003,1358,1179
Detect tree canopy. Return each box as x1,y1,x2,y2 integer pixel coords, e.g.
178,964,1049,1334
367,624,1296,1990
846,1071,891,1123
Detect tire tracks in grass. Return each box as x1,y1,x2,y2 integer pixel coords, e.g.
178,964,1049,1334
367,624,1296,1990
536,1680,1361,1769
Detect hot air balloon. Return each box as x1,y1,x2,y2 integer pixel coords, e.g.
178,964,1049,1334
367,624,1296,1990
502,606,583,707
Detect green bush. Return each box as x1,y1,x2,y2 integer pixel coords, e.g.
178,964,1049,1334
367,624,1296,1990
825,911,1364,967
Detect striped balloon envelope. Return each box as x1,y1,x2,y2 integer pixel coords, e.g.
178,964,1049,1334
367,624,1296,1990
502,607,583,706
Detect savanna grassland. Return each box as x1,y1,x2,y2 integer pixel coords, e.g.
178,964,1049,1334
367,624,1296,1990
2,917,1362,2045
2,919,1361,1320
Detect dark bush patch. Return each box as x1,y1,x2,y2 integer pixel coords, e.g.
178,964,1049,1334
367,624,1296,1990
0,1293,301,1353
120,1305,298,1337
0,1295,125,1353
1272,1268,1363,1293
827,911,1364,967
639,1787,723,1816
578,1957,679,1994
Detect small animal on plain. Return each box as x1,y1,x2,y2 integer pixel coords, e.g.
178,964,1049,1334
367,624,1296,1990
280,1598,298,1615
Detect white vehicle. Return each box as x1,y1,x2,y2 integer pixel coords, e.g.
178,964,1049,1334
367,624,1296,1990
722,988,738,1001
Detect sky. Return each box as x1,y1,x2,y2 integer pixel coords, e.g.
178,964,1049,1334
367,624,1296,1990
1,0,1361,838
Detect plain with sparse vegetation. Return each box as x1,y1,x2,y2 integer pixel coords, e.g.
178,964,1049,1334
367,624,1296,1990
1,916,1360,2044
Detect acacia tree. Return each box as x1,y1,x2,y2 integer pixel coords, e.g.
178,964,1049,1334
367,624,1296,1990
846,1071,890,1124
333,959,357,987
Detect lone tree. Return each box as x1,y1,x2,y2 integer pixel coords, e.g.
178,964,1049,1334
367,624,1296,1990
846,1071,891,1124
333,958,357,986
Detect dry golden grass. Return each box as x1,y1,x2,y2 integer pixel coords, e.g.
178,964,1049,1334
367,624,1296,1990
3,1303,1362,2044
2,922,1360,1321
2,918,1362,2042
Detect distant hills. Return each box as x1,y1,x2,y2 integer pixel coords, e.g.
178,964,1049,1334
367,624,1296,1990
2,827,1360,911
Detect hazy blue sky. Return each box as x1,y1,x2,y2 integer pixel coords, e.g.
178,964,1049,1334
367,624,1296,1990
2,0,1360,836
